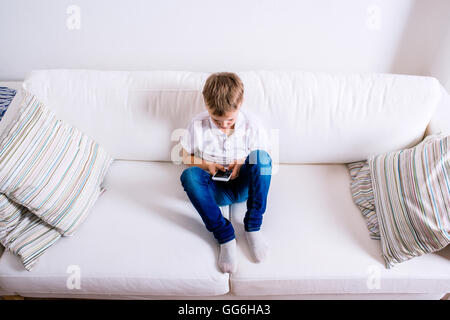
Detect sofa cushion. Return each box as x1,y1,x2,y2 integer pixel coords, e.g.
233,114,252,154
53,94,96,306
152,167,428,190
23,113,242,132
0,194,62,271
0,87,16,120
425,85,450,136
0,92,113,271
0,82,24,136
368,134,450,268
230,164,450,296
0,93,113,236
23,70,443,163
0,160,229,297
347,161,380,239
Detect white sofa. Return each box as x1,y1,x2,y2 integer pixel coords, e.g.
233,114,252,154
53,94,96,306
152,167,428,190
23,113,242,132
0,70,449,300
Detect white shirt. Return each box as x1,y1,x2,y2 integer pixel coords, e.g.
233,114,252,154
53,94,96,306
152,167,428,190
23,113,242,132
179,109,270,165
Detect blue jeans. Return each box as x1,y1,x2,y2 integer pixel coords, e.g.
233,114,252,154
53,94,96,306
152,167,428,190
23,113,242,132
180,149,272,244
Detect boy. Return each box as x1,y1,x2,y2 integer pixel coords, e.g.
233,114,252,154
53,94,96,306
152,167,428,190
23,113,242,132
179,72,272,274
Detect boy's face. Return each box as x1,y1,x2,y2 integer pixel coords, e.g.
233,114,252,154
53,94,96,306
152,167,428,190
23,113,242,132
207,107,240,130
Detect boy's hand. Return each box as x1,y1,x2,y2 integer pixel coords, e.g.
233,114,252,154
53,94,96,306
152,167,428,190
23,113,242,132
227,158,245,180
206,161,226,176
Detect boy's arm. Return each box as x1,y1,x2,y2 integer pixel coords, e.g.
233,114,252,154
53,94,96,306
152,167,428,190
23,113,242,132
181,147,203,168
181,148,226,175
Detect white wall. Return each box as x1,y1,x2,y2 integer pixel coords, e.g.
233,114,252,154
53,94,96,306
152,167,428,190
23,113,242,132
390,0,450,91
430,28,450,92
0,0,449,83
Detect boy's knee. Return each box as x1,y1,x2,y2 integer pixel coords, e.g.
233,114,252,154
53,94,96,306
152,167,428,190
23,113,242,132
247,149,272,166
180,166,209,187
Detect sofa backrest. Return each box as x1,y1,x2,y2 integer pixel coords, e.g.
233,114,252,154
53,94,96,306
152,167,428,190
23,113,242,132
23,69,443,163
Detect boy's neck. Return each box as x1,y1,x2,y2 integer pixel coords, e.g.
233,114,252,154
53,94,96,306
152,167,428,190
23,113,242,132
221,124,235,137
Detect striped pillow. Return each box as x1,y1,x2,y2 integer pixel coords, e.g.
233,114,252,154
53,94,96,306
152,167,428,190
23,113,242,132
351,134,450,268
0,87,16,120
0,194,61,271
348,161,380,240
0,92,113,270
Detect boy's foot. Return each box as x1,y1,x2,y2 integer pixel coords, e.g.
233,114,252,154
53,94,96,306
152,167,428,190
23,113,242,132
218,239,238,273
245,231,269,263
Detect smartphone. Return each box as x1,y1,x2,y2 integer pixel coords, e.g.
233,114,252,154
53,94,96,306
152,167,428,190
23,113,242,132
212,169,232,182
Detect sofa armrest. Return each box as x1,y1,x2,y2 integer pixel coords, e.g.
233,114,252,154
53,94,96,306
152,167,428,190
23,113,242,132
425,84,450,136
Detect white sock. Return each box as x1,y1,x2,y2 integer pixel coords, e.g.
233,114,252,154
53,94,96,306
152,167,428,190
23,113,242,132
218,239,237,274
245,231,269,263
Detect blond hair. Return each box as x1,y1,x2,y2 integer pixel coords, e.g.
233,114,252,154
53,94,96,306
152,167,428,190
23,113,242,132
202,72,244,116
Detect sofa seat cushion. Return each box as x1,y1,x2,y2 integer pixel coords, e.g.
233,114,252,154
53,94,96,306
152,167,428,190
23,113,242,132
0,160,229,297
230,164,450,296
